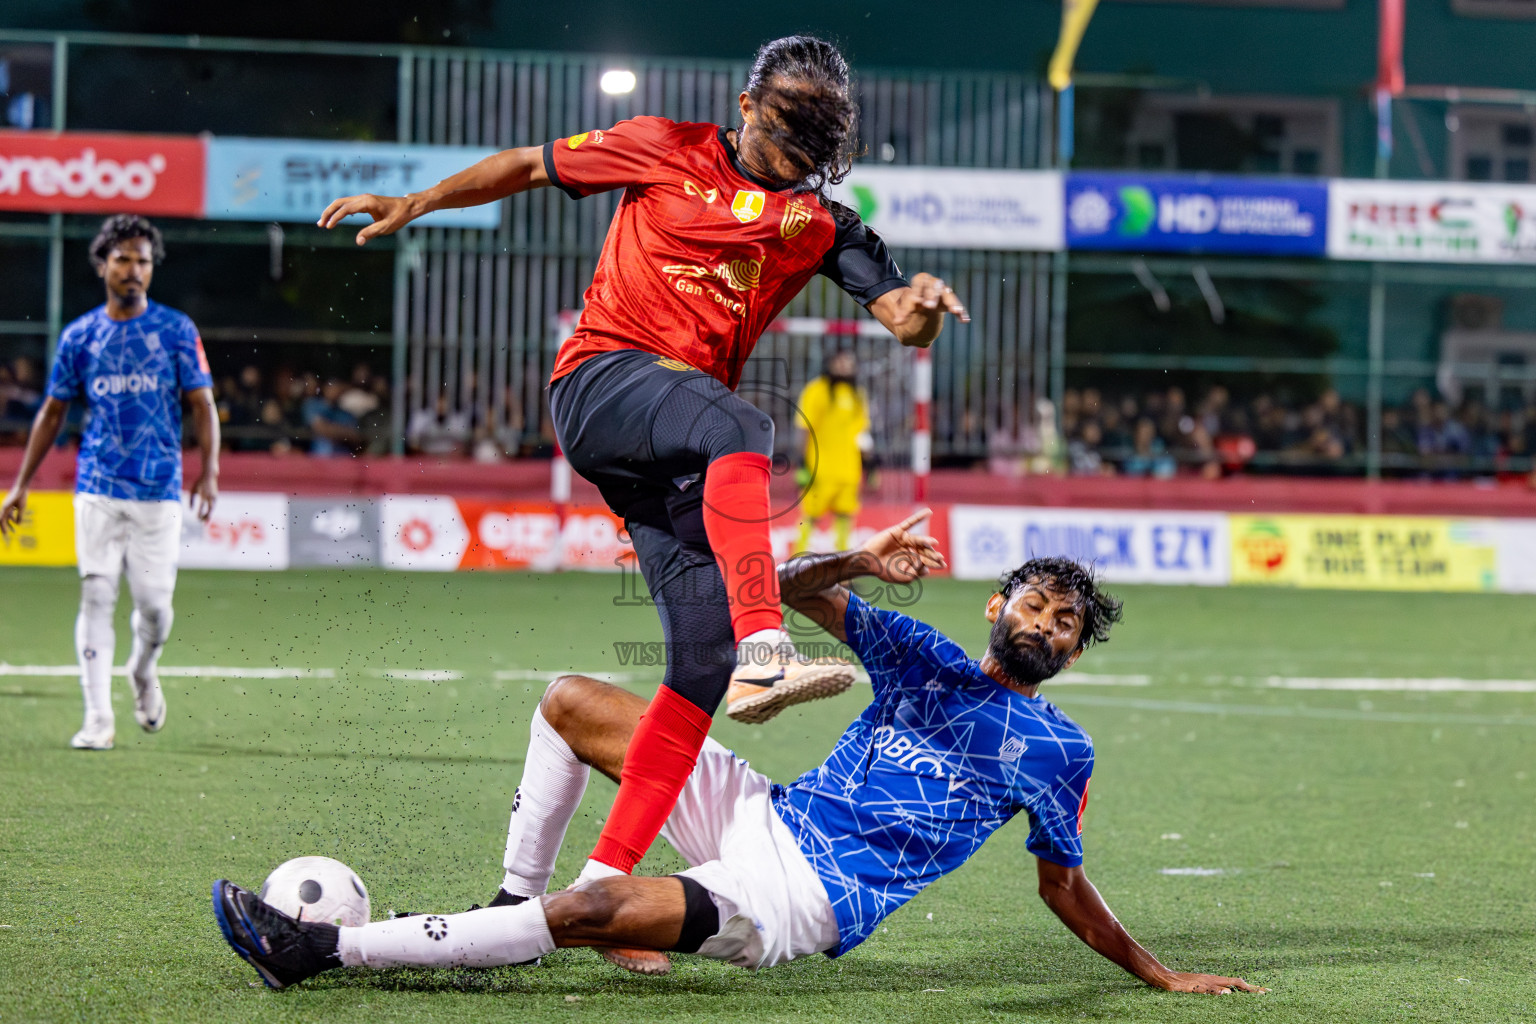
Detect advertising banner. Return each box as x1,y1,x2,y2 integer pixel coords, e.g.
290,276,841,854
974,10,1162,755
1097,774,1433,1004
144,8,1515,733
0,490,75,566
204,137,501,228
1327,179,1536,263
826,167,1064,251
1065,172,1327,255
948,506,1229,585
769,503,952,573
180,492,289,570
0,130,205,217
1491,519,1536,593
380,495,470,571
288,498,379,567
1230,514,1498,591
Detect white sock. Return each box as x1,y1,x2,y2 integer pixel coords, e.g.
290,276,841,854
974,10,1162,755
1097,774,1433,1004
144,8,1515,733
125,602,173,684
571,858,626,889
501,706,591,897
736,627,794,667
335,902,556,969
75,575,117,727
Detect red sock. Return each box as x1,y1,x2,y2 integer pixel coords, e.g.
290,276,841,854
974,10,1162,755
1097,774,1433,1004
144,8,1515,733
590,685,713,873
702,451,783,641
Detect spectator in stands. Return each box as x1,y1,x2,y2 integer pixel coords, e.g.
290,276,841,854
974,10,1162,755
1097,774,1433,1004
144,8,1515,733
303,378,363,457
1120,417,1176,479
407,390,472,457
338,363,380,421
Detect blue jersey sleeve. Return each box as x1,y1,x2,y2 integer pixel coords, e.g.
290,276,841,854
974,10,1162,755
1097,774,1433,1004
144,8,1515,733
843,592,975,702
1024,749,1094,868
172,316,213,393
46,329,83,401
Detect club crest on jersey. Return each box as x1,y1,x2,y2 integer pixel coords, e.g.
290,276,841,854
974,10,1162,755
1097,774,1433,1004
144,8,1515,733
731,190,766,224
780,198,813,239
683,180,718,204
567,130,603,149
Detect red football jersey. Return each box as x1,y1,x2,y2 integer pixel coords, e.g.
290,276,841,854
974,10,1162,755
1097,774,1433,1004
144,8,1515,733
543,117,905,390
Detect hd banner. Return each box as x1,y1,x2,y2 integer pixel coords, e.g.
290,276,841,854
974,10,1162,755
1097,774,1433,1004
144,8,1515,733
1065,172,1328,255
1230,514,1498,591
1326,179,1536,263
827,167,1064,251
203,137,501,228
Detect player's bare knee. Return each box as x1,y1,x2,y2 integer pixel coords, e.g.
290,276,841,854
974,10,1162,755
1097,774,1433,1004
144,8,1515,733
544,879,626,934
539,674,593,733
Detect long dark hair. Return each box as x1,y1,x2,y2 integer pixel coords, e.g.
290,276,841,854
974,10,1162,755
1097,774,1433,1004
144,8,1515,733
744,35,859,193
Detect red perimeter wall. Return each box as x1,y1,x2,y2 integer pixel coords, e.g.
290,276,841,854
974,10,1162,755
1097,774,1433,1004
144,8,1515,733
5,449,1535,518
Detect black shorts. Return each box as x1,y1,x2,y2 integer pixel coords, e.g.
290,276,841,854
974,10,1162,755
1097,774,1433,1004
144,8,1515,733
548,348,773,591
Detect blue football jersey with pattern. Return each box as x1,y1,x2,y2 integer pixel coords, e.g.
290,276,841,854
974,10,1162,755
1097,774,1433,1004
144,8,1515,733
770,593,1094,957
46,301,212,501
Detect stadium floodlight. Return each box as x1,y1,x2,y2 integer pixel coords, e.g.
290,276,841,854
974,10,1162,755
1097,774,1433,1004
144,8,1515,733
600,69,637,95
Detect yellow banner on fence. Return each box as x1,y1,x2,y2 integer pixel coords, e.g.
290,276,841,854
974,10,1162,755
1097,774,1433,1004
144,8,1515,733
1230,514,1497,591
0,490,76,567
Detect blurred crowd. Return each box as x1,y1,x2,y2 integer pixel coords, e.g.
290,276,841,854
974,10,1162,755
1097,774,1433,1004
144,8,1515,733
0,355,540,461
7,352,1536,476
1051,384,1536,479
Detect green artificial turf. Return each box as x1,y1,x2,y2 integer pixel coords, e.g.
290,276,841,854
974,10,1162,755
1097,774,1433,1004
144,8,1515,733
1,567,1533,1023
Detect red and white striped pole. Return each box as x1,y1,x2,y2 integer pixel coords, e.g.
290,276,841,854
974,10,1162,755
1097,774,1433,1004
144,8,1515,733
912,346,932,502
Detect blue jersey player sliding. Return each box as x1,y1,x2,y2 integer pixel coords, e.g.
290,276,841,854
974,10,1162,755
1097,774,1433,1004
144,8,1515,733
212,511,1265,997
1,215,220,751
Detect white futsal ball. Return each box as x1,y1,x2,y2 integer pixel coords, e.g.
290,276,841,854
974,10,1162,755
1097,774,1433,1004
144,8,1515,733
259,856,371,927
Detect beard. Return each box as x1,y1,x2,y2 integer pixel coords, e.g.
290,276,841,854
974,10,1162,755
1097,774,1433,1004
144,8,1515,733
987,616,1074,687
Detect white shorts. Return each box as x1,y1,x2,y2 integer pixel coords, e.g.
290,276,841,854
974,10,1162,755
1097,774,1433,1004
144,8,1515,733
73,493,181,593
659,738,840,970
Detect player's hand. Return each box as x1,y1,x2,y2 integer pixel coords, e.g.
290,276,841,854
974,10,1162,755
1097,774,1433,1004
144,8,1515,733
317,193,421,245
188,472,218,523
0,487,26,537
860,507,945,583
909,272,969,324
1156,972,1268,995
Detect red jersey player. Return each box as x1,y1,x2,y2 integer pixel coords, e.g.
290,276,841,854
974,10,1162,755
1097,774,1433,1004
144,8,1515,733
319,36,969,921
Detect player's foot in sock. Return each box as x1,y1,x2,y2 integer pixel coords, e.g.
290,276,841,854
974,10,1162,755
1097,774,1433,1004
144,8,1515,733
212,879,340,989
129,668,166,732
70,717,114,750
482,888,541,965
726,628,855,724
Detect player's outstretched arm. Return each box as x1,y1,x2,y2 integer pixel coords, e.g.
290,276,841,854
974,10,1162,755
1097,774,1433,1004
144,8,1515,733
1036,859,1267,995
778,508,945,641
867,272,970,348
317,146,551,246
185,387,220,523
0,396,68,537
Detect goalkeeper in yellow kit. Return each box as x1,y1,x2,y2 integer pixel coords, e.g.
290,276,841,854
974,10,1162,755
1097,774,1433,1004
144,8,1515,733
795,349,871,553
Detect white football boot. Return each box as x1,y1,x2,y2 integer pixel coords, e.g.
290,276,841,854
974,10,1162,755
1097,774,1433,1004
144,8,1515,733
128,666,167,732
725,627,855,724
70,715,115,751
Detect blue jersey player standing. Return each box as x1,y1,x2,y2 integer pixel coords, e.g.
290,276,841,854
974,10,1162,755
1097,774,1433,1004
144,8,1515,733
212,512,1265,997
1,215,220,751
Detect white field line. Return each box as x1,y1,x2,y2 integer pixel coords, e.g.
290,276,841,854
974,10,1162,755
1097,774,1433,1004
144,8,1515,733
1053,673,1152,686
0,663,335,679
366,669,463,682
1260,676,1536,693
1057,693,1536,728
1160,867,1233,877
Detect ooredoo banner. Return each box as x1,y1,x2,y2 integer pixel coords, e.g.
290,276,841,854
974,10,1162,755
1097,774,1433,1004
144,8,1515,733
179,492,289,570
1065,172,1327,255
0,130,205,217
948,506,1229,585
1327,179,1536,263
826,167,1064,251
